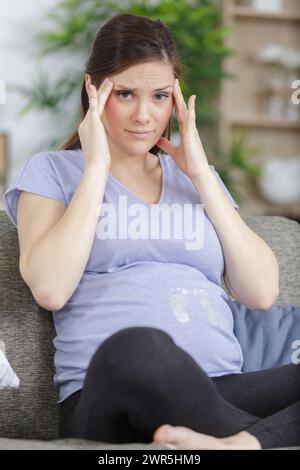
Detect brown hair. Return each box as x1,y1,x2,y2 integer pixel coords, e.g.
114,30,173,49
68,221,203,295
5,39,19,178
57,12,183,155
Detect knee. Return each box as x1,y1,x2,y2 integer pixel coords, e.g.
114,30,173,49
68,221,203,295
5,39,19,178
88,327,175,379
106,326,173,348
101,326,173,356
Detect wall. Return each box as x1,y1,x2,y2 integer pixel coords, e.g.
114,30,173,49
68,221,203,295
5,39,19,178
0,0,83,188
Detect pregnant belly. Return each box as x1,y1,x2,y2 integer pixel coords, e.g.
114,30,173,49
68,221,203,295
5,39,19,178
54,262,244,376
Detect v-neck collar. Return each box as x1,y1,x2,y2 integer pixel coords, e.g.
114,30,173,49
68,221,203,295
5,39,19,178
108,154,165,205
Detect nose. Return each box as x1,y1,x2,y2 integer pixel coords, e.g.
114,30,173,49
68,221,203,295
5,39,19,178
132,100,151,124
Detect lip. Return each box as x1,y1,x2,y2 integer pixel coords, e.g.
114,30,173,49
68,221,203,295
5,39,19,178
126,130,153,138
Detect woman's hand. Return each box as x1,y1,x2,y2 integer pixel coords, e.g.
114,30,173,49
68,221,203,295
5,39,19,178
78,77,113,172
156,79,210,178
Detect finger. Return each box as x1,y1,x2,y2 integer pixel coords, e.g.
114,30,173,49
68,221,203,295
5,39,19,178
172,80,185,126
97,79,113,115
174,79,188,122
188,95,196,124
156,136,177,157
87,84,98,113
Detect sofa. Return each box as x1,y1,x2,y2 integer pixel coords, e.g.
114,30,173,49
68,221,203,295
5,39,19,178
0,210,299,450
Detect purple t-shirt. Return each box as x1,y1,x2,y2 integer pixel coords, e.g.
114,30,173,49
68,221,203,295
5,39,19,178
1,148,244,403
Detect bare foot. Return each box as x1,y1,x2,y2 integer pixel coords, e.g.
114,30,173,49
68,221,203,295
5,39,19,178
153,424,262,450
222,431,262,450
153,424,228,450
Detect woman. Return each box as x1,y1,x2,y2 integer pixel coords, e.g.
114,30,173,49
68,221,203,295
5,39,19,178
2,13,300,450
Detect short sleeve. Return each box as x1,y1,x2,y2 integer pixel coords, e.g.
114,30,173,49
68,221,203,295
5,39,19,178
209,165,239,210
1,152,67,228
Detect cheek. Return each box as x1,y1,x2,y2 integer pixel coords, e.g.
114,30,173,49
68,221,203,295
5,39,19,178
104,97,124,122
160,101,173,123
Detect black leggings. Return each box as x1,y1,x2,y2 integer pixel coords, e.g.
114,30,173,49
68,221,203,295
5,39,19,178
59,327,300,448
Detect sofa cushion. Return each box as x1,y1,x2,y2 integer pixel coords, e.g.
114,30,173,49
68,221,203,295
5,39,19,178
240,216,300,307
0,211,59,439
229,299,300,371
0,211,299,441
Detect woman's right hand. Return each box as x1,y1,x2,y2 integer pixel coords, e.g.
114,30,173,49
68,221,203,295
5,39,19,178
78,78,113,172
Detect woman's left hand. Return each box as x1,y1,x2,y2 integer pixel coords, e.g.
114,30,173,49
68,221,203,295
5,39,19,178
156,79,210,178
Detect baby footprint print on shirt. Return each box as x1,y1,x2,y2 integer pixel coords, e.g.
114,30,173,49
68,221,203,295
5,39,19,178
193,288,220,325
167,288,190,323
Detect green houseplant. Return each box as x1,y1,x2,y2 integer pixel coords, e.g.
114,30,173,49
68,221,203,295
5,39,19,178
9,0,260,204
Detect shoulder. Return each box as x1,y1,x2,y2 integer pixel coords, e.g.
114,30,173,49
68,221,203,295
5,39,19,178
1,149,81,227
35,147,82,165
27,148,84,174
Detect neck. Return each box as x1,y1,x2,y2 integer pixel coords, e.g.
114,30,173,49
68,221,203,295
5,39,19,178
110,152,158,178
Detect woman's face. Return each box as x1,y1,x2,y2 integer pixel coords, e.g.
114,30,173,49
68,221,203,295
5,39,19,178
94,60,175,157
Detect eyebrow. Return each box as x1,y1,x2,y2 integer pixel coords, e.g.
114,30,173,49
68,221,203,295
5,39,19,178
114,85,173,91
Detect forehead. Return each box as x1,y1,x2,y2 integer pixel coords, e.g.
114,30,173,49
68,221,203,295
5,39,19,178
111,61,174,89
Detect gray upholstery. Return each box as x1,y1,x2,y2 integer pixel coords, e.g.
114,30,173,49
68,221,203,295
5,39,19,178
0,210,299,448
0,211,58,440
242,216,300,307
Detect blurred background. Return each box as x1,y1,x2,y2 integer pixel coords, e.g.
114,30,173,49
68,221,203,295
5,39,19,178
0,0,299,221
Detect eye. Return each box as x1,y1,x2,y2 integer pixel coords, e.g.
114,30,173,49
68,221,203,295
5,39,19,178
155,93,169,101
116,91,132,100
116,91,169,101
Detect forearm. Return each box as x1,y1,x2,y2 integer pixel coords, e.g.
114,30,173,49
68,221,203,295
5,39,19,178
25,164,108,310
191,166,279,309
